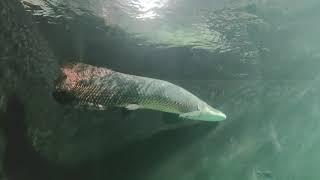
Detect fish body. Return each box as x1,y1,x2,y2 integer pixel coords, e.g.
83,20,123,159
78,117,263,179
53,63,226,122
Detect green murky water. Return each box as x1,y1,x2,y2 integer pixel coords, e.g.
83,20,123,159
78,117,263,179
2,0,320,179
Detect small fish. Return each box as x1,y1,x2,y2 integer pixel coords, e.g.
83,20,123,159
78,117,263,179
52,62,226,122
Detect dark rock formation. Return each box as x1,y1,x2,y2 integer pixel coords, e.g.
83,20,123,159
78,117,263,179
0,1,199,179
0,90,6,179
1,0,58,178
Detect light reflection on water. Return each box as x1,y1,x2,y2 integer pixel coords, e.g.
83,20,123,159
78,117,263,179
102,0,171,22
22,0,266,55
128,0,169,19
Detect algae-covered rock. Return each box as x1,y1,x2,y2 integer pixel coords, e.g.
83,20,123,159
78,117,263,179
0,75,7,179
0,95,7,179
0,1,198,174
0,130,5,179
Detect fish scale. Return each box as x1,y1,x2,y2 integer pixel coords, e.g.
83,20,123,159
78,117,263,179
52,63,226,121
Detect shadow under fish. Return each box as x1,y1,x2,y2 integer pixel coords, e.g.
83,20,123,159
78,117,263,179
52,62,226,122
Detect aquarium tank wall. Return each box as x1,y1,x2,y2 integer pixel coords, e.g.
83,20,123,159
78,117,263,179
1,0,320,179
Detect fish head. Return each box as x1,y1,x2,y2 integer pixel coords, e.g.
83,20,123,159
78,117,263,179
54,63,114,91
179,104,226,122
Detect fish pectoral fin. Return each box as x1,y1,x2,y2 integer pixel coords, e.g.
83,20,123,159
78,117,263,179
125,104,140,110
179,111,201,119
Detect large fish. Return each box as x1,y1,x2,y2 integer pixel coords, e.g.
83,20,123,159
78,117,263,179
52,63,226,122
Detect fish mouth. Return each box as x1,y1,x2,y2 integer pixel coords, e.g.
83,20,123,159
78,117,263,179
208,108,226,121
195,110,226,121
